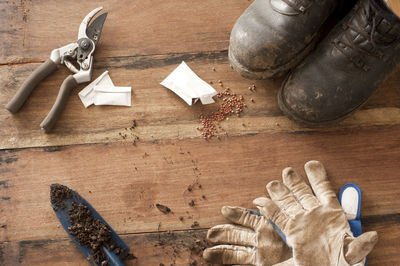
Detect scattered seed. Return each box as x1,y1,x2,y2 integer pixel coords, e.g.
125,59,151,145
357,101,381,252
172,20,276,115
248,84,257,92
189,200,195,207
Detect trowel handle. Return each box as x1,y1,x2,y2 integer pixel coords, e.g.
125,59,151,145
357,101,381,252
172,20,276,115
102,246,125,266
40,75,78,133
5,59,58,113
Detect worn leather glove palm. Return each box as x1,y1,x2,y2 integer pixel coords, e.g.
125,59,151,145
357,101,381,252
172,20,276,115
254,161,378,266
203,206,292,265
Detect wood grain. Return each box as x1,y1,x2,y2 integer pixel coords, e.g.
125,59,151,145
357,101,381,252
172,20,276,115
386,0,400,17
0,0,249,65
0,230,209,266
1,56,400,150
1,0,400,265
1,127,400,243
0,220,399,266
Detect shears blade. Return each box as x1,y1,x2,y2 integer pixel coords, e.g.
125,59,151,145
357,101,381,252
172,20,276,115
86,12,108,45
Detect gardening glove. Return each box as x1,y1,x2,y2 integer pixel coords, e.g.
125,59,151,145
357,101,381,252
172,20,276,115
254,160,378,266
203,206,292,265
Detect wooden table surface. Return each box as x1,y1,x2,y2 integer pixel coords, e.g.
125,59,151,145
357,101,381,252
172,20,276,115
1,1,399,265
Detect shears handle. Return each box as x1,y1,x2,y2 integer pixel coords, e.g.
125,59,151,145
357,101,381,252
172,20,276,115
5,59,58,113
40,75,78,132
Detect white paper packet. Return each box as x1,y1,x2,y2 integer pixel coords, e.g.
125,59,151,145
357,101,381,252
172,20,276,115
78,71,114,108
78,71,131,107
93,86,132,106
160,61,217,105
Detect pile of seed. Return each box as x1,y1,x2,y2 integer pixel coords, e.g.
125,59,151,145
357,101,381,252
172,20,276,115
197,88,245,139
50,184,72,211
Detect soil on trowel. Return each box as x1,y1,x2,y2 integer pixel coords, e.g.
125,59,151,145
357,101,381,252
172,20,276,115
50,184,72,211
69,203,136,265
51,184,135,265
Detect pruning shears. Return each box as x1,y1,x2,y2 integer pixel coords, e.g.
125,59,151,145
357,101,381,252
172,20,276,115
5,7,108,132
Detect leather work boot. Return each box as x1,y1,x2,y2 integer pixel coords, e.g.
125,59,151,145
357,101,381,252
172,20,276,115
278,0,400,125
229,0,340,79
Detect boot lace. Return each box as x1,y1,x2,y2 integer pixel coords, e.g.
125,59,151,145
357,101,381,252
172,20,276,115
333,2,399,71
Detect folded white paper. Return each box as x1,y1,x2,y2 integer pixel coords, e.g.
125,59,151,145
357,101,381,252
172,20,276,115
78,71,131,107
94,86,131,106
160,61,217,106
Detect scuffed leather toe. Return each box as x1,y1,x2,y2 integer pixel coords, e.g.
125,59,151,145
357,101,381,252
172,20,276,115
229,0,338,79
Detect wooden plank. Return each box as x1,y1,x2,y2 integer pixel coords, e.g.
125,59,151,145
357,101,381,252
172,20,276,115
1,56,400,149
0,0,250,64
1,216,399,265
386,0,400,17
362,217,400,266
1,126,400,242
0,230,209,266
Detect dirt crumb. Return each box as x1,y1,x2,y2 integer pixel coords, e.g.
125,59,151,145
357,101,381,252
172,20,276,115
130,120,137,129
191,221,200,228
156,204,171,214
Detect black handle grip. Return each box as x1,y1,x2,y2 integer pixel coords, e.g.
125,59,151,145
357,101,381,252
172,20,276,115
40,75,78,133
5,59,58,113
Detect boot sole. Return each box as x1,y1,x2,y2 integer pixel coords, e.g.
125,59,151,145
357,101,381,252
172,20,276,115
277,75,364,127
228,35,319,80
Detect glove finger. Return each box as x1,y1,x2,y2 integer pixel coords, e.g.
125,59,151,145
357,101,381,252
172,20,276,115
304,160,341,209
253,197,290,233
203,245,255,265
266,180,305,218
207,224,257,247
282,167,319,211
221,206,262,230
